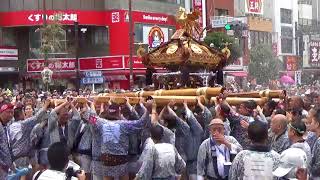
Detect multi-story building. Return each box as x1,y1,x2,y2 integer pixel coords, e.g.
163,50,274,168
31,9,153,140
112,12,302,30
298,0,320,82
0,0,186,90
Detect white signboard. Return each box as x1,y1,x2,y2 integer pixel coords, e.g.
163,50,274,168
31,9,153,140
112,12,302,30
0,48,18,60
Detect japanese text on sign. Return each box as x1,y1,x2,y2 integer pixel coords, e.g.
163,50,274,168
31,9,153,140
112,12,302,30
310,41,320,65
27,59,76,72
28,13,78,22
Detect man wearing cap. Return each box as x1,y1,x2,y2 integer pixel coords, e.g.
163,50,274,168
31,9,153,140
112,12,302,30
273,148,308,180
0,100,49,179
288,120,311,164
197,118,242,180
269,114,291,154
229,120,280,180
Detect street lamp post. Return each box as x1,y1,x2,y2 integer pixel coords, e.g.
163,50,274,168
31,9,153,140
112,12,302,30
128,0,134,90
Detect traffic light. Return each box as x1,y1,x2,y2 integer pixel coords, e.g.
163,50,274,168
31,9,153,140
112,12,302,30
224,21,248,37
224,24,231,30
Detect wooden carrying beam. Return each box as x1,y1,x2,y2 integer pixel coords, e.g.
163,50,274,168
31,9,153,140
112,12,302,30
104,87,224,98
50,96,278,107
210,97,280,106
227,90,285,98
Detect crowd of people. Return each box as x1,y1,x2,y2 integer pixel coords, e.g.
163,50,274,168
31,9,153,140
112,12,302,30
0,87,320,180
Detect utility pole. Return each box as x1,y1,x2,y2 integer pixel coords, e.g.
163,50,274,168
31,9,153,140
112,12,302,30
128,0,134,90
43,0,48,66
74,21,80,92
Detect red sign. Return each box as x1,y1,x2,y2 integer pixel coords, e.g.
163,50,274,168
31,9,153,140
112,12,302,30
0,10,176,27
246,0,264,15
124,56,146,69
79,56,124,71
193,0,203,28
27,58,76,72
0,10,108,27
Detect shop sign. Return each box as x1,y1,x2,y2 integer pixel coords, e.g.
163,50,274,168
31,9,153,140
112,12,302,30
0,47,18,60
124,56,146,69
27,58,76,72
310,41,320,66
245,0,264,15
27,13,77,23
0,10,107,26
79,56,124,71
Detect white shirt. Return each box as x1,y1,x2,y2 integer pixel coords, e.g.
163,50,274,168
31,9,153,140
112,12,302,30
33,170,77,180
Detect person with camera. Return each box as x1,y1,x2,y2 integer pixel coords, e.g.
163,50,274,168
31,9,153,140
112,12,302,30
33,142,86,180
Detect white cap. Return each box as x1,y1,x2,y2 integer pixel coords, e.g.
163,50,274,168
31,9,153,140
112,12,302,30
273,148,307,178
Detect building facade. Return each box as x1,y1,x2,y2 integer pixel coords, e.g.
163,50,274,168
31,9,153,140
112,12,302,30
0,0,185,90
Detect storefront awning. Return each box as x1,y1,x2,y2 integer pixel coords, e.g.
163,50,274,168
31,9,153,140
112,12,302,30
227,71,248,77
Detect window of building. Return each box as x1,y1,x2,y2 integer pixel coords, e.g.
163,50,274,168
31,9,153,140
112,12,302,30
149,0,183,4
281,38,293,54
281,26,293,38
29,26,67,58
2,28,16,46
215,9,229,16
280,8,292,24
92,27,109,45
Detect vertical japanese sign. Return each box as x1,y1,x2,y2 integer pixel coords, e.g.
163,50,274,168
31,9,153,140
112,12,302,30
310,41,320,66
245,0,264,15
295,71,302,85
193,0,203,28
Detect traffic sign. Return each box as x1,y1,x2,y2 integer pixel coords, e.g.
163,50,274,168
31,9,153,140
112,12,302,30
84,71,102,77
81,77,104,84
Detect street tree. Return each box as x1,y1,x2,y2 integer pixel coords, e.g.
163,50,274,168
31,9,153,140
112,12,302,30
204,32,242,65
39,14,65,64
248,44,281,84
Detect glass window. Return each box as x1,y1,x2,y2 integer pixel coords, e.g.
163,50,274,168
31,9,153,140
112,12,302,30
134,23,144,43
281,38,293,53
2,28,16,46
29,26,67,58
215,9,229,16
280,8,292,24
92,27,109,45
149,0,183,4
281,26,293,38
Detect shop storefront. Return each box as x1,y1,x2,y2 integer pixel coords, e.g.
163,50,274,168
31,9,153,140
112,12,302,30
0,10,176,89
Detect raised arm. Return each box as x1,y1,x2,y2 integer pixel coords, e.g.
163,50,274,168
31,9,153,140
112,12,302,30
120,101,152,134
184,100,203,135
21,98,50,128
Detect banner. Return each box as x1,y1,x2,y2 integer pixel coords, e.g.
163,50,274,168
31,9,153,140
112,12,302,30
310,41,320,66
245,0,264,15
27,58,76,72
193,0,203,27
